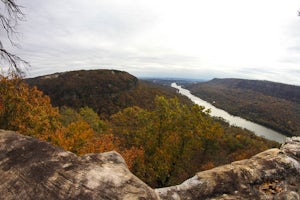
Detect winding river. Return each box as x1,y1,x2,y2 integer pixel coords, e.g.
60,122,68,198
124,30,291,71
171,83,287,143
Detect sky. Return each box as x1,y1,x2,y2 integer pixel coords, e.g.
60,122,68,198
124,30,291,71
1,0,300,85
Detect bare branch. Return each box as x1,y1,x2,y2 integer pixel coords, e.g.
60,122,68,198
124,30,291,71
0,48,27,76
0,0,24,42
0,0,28,75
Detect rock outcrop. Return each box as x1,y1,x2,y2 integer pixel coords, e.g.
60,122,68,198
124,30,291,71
156,137,300,200
0,129,299,200
0,130,158,200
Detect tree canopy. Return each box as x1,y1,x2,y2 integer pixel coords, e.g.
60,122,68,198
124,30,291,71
0,75,60,137
0,75,279,188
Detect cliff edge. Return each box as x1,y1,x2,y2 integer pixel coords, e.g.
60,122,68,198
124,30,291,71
0,130,299,200
0,130,158,200
156,137,300,200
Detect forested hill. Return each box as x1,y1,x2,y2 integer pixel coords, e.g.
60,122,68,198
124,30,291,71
186,78,300,136
26,69,189,117
2,72,279,188
204,78,300,103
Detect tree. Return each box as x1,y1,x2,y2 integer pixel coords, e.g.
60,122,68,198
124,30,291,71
0,75,60,138
59,106,106,133
50,121,95,155
0,0,27,74
79,107,106,133
59,106,81,127
111,96,224,187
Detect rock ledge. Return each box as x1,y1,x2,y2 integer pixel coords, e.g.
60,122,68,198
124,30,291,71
0,130,299,200
0,130,158,200
156,137,300,200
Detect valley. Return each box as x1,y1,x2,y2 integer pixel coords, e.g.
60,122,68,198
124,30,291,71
7,70,277,187
184,78,300,136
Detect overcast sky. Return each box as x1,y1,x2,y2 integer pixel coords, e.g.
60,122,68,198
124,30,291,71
2,0,300,85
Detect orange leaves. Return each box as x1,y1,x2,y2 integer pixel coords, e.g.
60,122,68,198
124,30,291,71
90,134,119,153
87,134,145,170
0,76,280,189
50,121,94,154
51,106,144,170
0,75,60,137
121,147,145,170
200,161,215,171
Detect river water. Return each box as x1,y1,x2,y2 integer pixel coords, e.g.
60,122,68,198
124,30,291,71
171,83,287,143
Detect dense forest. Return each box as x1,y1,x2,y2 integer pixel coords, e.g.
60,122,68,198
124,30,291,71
26,70,191,118
1,71,278,188
186,78,300,136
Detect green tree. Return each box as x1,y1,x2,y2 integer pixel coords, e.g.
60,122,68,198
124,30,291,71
79,106,106,133
60,106,106,133
111,96,224,187
59,106,81,126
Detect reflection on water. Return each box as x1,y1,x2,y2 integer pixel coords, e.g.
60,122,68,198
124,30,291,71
171,83,286,143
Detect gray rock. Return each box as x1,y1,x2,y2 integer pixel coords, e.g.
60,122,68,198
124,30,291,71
156,137,300,200
1,130,299,200
0,130,159,200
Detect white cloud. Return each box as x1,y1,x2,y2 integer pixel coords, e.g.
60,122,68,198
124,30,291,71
2,0,300,85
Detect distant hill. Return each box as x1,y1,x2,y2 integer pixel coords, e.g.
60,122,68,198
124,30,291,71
186,78,300,136
203,78,300,103
26,69,190,117
142,78,206,87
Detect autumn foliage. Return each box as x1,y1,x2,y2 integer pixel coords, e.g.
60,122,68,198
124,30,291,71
0,75,60,138
0,75,279,188
110,96,278,187
0,75,142,170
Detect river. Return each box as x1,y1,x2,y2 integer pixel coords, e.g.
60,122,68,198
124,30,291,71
171,83,287,143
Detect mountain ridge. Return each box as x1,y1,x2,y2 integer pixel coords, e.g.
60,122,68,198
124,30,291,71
206,78,300,103
26,69,190,117
186,78,300,136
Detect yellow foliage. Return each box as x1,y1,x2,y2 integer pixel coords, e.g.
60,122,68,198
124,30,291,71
0,77,278,188
0,75,60,137
49,121,94,154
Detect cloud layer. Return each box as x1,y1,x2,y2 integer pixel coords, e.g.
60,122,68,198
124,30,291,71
1,0,300,85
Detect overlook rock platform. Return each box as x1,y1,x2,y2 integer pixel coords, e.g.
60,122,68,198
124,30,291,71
0,130,299,200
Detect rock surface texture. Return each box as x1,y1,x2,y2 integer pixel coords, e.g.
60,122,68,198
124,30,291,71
0,130,299,200
0,130,158,200
156,137,300,200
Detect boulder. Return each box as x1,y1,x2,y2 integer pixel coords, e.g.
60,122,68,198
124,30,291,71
0,130,159,200
156,137,300,200
0,130,299,200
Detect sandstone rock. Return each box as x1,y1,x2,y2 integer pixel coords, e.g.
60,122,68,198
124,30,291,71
0,130,159,200
156,137,300,200
1,130,299,200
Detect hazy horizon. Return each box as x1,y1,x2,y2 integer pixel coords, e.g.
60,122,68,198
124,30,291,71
26,68,300,87
1,0,300,85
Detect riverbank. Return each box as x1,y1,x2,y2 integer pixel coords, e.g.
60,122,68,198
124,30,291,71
172,83,287,143
185,79,300,137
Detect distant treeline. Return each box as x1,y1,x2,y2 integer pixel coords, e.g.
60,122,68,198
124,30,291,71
186,78,300,136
